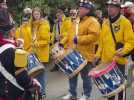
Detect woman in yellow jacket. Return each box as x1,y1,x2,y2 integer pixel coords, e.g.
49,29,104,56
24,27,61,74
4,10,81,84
15,17,32,52
31,7,50,99
95,1,134,100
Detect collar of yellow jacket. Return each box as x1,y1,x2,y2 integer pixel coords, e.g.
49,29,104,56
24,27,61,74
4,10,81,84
80,16,89,22
105,15,123,25
32,19,45,27
56,15,66,22
21,23,30,28
62,15,66,21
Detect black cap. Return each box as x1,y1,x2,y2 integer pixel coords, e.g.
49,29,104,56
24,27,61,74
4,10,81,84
0,8,14,36
79,0,95,10
0,8,11,26
0,0,6,3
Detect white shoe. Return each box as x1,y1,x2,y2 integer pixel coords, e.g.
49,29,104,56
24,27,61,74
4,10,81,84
79,95,90,100
62,93,77,100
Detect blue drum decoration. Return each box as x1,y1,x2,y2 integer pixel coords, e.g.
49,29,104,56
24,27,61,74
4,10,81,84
27,53,44,77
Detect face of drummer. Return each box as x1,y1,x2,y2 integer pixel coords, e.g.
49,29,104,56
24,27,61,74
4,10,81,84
32,10,41,20
78,7,90,18
107,4,121,17
127,8,134,22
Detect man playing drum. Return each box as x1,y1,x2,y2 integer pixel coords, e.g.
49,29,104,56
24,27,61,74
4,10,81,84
95,0,134,100
62,0,100,100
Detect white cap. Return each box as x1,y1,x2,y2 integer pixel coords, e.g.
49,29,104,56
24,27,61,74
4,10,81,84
23,7,32,14
121,1,134,8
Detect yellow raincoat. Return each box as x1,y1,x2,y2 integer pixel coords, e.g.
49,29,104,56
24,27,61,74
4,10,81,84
96,15,134,64
15,23,32,52
32,19,50,62
60,17,77,48
76,16,100,62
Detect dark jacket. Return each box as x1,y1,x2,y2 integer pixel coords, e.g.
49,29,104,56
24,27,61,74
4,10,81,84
0,44,33,100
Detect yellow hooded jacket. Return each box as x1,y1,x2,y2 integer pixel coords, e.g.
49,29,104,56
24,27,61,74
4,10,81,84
76,16,100,62
60,17,77,48
15,23,32,52
32,19,50,62
96,15,134,64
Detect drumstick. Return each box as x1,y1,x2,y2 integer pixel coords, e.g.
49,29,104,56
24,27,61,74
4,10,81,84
75,19,79,36
74,18,80,49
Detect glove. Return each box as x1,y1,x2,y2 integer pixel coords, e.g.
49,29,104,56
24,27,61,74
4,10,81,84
73,36,78,44
28,79,41,92
92,57,101,67
32,79,41,88
16,38,24,48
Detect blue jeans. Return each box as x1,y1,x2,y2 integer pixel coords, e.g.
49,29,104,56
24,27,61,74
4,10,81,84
69,62,92,97
35,62,47,96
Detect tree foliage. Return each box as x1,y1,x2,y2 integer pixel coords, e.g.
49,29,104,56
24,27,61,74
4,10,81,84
6,0,133,24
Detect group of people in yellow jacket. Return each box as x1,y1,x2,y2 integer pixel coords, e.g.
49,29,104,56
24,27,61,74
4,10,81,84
14,0,134,100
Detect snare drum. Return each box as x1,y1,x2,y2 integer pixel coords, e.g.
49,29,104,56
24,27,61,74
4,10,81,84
89,61,126,97
56,49,87,78
27,53,45,77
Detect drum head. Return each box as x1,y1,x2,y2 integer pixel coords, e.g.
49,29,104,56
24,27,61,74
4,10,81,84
28,65,45,77
89,61,116,78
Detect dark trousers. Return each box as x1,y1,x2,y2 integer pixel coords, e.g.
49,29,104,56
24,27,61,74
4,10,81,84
108,64,125,100
69,62,92,97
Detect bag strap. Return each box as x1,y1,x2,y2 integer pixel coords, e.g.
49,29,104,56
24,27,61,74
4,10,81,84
58,21,61,35
109,19,117,44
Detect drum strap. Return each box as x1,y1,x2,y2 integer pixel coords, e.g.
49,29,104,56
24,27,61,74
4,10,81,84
0,62,24,91
0,43,15,54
